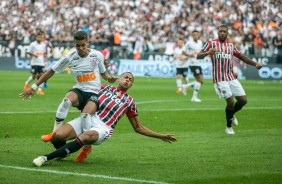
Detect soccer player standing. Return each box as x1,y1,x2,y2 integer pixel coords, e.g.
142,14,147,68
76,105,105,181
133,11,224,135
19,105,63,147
182,30,204,102
197,25,262,134
20,31,117,142
172,38,189,94
23,31,47,95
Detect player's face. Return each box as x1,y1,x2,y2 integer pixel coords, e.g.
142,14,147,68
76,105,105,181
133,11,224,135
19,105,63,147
192,32,199,40
218,27,228,42
118,73,134,90
177,40,184,47
36,34,43,42
74,39,89,57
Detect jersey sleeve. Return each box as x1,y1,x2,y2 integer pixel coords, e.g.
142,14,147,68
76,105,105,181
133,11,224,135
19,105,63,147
201,41,211,52
126,100,138,118
97,51,106,73
28,42,34,54
52,50,75,72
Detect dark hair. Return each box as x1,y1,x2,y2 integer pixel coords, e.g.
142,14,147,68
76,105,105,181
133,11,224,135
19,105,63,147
219,25,228,30
121,72,134,80
73,31,88,40
192,30,199,33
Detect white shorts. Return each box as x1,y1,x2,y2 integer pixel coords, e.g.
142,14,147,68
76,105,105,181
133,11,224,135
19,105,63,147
214,79,246,99
68,115,113,145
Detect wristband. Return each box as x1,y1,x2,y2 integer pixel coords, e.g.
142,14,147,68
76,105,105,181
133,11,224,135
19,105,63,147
31,84,38,90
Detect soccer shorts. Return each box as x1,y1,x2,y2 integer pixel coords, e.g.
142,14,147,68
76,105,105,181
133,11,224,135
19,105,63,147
176,68,188,77
214,79,246,99
31,65,44,74
68,115,113,145
189,66,203,76
71,88,98,111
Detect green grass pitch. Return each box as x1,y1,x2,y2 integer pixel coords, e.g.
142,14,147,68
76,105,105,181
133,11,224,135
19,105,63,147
0,71,282,184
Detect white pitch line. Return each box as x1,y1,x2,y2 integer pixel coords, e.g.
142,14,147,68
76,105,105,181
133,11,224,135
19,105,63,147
0,164,171,184
0,106,281,114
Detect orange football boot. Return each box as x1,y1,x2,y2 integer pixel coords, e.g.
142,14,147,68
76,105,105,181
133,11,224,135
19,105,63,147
74,145,92,163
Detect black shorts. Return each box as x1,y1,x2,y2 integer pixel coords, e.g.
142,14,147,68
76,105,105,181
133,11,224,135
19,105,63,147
189,66,203,76
176,68,188,77
70,88,99,111
31,66,44,74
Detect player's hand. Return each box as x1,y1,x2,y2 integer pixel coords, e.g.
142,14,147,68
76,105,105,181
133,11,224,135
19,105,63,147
208,48,217,55
104,59,109,68
255,63,263,69
107,75,119,83
161,134,177,144
19,88,35,100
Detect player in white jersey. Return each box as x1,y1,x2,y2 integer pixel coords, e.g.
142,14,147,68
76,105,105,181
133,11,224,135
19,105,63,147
172,37,189,94
182,30,204,102
23,32,46,95
19,31,118,143
32,72,177,167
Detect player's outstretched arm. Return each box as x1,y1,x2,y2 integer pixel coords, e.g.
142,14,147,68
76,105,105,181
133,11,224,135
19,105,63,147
19,69,55,99
101,72,118,83
237,54,262,69
128,116,177,143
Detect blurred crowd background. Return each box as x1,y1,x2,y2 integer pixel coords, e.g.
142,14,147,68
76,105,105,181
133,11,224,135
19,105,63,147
1,0,282,59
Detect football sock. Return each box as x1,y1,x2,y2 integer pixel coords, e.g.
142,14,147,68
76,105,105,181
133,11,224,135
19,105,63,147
46,138,83,161
193,81,201,97
183,81,195,88
225,106,234,127
51,140,66,149
81,113,92,132
27,76,33,83
176,79,182,89
54,98,72,131
233,102,244,114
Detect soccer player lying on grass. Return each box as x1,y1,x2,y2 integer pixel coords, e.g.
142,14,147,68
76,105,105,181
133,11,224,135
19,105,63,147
33,72,177,167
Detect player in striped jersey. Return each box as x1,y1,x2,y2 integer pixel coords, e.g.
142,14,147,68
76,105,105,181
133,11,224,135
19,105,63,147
32,72,177,167
197,25,262,135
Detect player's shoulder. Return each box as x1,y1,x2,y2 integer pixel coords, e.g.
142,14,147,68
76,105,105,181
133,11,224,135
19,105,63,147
89,49,104,60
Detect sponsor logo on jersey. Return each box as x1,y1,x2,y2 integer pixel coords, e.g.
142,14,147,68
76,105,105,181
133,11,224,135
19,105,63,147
215,52,231,59
103,91,124,107
90,54,97,57
73,57,80,61
76,72,96,82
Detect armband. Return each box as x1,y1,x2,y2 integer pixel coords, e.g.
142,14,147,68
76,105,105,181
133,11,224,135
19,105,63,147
31,84,38,90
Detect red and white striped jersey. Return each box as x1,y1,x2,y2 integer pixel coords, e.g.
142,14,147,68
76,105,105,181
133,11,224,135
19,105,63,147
97,84,138,129
201,39,241,83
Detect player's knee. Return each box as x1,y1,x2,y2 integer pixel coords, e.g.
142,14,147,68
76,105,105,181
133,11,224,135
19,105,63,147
79,131,99,145
63,97,72,108
52,131,66,141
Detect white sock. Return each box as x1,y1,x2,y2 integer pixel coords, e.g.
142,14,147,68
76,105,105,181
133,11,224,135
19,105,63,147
81,113,92,132
26,76,33,83
176,79,182,90
186,77,189,84
54,98,72,131
193,81,201,98
182,81,195,88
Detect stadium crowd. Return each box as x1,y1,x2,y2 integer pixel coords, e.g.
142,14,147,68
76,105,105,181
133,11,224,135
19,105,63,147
0,0,281,57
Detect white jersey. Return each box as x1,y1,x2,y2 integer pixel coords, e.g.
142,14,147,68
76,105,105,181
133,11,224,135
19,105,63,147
28,41,47,66
174,47,188,68
183,39,203,66
52,48,106,94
